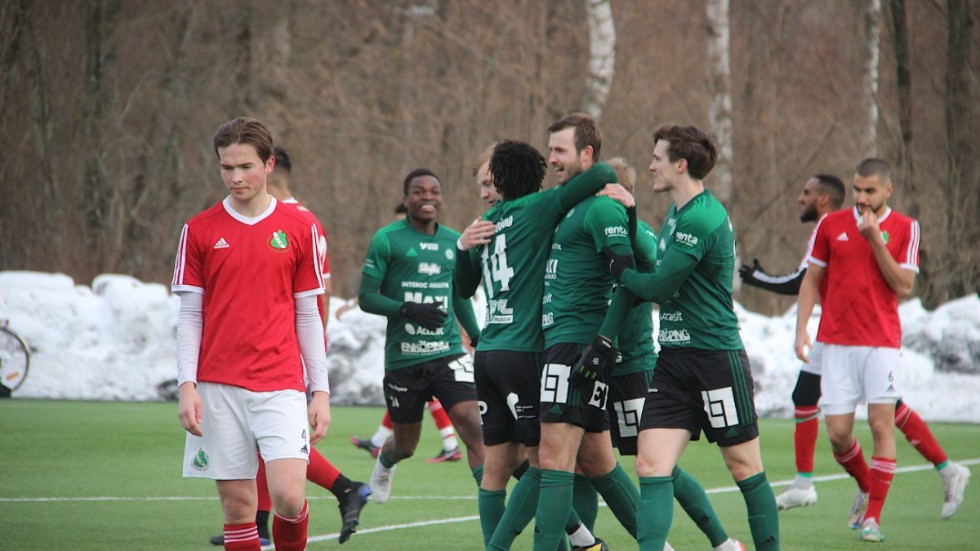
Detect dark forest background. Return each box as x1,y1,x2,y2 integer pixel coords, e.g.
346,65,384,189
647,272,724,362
1,0,976,314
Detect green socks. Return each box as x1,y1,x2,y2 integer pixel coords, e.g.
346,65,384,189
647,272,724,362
572,473,598,531
672,466,729,547
590,463,639,538
488,467,541,550
478,488,507,546
638,476,674,551
532,469,574,550
737,471,780,550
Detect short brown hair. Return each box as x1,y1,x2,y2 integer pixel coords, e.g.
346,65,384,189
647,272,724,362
472,143,498,178
547,113,602,161
212,117,274,162
855,158,891,183
652,124,717,180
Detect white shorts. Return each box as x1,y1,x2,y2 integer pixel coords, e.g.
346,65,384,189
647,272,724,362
819,344,902,415
182,383,310,480
800,341,825,376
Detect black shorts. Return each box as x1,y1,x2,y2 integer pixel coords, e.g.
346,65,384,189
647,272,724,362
539,343,609,433
383,354,477,424
475,350,541,446
608,369,654,456
639,348,758,447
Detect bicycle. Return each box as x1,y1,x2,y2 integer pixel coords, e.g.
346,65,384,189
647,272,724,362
0,319,30,396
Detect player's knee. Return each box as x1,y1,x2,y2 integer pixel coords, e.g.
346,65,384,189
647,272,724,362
792,373,821,407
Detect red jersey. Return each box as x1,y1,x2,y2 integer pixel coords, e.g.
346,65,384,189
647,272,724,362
282,198,331,327
807,207,920,348
282,198,331,278
172,197,325,392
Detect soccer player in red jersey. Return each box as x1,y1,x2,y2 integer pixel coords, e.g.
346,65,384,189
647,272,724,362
742,174,970,518
207,146,370,546
795,158,926,542
173,118,330,551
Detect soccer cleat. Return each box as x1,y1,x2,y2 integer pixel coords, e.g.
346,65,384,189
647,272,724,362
337,482,372,544
208,535,270,546
571,537,609,551
427,446,463,463
776,483,818,510
714,538,746,551
848,490,870,529
663,541,676,551
350,436,381,458
859,519,884,542
941,463,971,519
369,459,396,504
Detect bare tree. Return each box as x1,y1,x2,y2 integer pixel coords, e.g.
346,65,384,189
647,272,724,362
583,0,615,121
706,0,734,202
943,0,979,301
861,0,882,157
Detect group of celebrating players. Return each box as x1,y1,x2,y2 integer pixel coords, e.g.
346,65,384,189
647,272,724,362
172,113,968,551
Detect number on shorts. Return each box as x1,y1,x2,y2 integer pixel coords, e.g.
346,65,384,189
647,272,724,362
540,363,570,404
701,387,738,428
613,397,645,437
450,356,475,383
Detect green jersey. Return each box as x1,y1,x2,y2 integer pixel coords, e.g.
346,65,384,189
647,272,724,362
614,220,658,375
655,190,742,350
543,196,631,347
362,219,466,369
456,163,618,353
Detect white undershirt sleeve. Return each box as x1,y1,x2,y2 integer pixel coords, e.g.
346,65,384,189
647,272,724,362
296,295,330,395
175,291,203,387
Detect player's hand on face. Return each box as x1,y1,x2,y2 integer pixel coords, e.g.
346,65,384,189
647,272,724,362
459,219,496,250
178,382,204,436
597,183,636,208
794,331,812,363
857,210,881,242
308,391,331,445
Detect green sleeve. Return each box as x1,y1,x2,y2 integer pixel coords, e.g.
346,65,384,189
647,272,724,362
557,162,617,211
453,290,481,339
597,242,635,338
620,246,699,304
454,246,483,299
358,274,403,317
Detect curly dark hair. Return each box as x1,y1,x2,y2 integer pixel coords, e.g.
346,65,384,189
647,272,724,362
489,140,546,200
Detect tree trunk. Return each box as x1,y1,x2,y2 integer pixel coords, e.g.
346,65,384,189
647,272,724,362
861,0,881,157
706,0,734,202
583,0,616,121
943,0,979,302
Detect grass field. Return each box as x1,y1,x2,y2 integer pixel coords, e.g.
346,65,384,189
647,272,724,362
1,400,977,550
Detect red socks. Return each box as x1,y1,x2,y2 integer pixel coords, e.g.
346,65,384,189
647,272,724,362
834,440,871,493
307,447,341,490
895,403,948,466
865,457,896,524
223,523,261,550
794,406,820,474
272,501,309,551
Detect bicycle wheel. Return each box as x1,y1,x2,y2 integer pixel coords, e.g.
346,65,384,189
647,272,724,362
0,326,30,392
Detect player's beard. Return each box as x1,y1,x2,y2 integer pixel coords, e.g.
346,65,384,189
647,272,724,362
800,204,818,222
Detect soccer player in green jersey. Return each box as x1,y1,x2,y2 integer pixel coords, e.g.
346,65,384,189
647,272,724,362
533,114,643,551
358,168,486,504
455,140,618,550
604,124,779,550
599,158,745,551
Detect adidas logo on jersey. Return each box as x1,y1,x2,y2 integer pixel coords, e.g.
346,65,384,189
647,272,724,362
213,238,230,249
836,232,849,241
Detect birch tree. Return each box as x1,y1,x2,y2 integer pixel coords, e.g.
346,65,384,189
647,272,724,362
706,0,733,201
861,0,881,157
584,0,615,120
